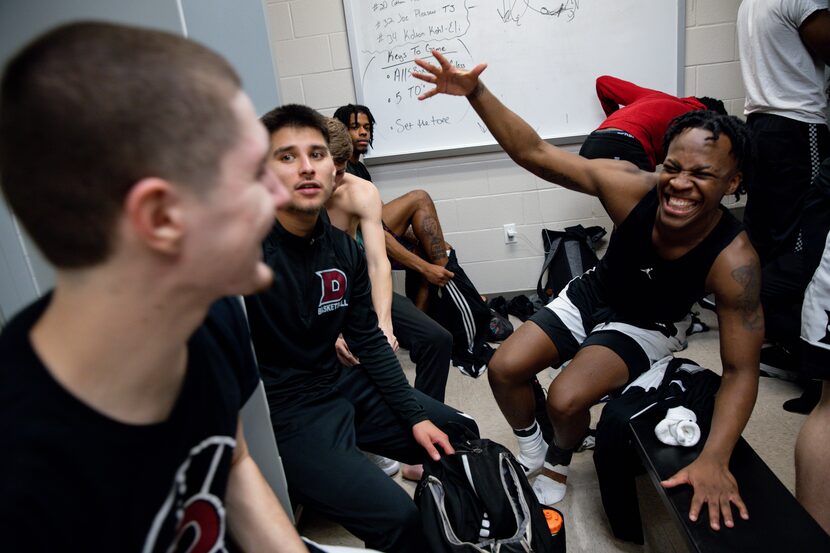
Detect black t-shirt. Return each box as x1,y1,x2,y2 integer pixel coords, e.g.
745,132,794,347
346,160,372,181
0,295,259,552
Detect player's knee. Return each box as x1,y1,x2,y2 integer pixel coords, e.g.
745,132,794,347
388,499,422,536
365,498,424,552
487,348,523,387
408,189,433,206
547,384,587,419
427,324,452,353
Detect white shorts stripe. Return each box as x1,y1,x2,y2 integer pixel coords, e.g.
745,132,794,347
802,230,830,351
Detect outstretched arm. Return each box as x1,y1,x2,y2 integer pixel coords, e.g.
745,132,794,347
662,235,763,531
595,75,657,116
413,50,652,225
226,421,308,552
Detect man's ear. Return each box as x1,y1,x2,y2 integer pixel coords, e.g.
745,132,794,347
725,171,742,196
124,178,185,255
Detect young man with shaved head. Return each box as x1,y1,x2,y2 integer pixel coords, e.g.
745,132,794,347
0,22,312,552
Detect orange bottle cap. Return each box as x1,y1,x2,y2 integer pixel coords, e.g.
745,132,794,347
542,508,563,534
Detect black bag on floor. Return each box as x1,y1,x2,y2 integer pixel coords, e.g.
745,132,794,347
415,436,566,552
487,308,514,342
537,225,606,300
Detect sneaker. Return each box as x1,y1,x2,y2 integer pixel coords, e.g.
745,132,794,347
507,294,536,322
698,294,717,313
453,344,494,378
687,312,710,336
759,344,799,381
575,428,596,452
488,296,509,318
455,359,486,378
365,452,400,477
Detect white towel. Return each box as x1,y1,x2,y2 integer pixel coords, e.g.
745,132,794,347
654,406,701,447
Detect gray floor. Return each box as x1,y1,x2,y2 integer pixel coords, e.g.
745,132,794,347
301,305,807,551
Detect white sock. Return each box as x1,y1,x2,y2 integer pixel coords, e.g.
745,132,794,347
532,462,568,505
514,422,546,476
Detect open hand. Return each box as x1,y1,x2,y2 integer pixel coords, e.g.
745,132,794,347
412,420,454,461
412,49,487,100
662,455,748,530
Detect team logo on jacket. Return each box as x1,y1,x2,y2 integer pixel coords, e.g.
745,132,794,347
316,269,349,314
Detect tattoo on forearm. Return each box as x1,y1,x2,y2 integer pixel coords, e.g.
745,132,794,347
731,264,763,331
421,216,447,262
467,82,484,100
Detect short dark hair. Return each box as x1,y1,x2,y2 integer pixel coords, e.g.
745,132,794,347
695,96,727,115
333,104,375,145
663,110,754,182
325,118,354,165
261,104,330,143
0,22,241,268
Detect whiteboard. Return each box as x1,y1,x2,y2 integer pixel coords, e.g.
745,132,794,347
344,0,685,161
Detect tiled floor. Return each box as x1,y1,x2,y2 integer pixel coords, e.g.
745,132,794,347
301,305,808,551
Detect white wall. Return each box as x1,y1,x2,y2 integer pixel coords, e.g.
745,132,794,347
265,0,747,294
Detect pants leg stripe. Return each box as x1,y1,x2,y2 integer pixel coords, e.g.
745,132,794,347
445,280,476,353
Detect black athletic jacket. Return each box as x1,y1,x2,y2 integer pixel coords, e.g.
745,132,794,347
245,215,427,427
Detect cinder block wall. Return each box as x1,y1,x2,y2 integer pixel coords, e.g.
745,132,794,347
265,0,745,294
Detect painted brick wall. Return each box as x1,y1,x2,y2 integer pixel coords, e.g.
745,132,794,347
264,0,746,294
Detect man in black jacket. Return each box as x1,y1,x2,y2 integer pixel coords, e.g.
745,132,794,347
245,104,478,553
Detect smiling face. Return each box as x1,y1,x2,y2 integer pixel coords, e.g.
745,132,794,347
185,92,289,296
347,112,372,157
268,125,336,215
657,127,741,234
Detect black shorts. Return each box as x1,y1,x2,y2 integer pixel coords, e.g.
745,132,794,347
528,279,690,384
579,129,653,172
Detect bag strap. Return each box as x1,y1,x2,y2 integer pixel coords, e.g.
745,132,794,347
536,235,563,299
563,238,584,277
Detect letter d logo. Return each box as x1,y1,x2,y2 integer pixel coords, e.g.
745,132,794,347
316,269,348,306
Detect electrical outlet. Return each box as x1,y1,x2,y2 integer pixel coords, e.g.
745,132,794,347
503,223,517,244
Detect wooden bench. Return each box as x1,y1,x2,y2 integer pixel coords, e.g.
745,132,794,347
629,418,830,552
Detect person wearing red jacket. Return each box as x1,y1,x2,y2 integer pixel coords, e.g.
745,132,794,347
580,75,726,172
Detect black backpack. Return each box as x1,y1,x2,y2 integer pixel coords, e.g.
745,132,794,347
415,436,566,552
537,225,606,300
